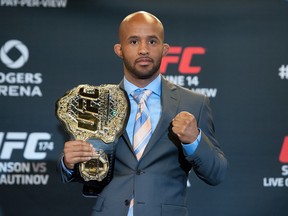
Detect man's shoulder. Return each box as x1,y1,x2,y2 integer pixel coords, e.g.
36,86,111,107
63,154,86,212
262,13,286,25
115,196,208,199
162,76,206,100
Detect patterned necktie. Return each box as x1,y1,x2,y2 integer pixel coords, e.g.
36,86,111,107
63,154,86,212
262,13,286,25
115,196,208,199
132,89,152,160
127,89,152,216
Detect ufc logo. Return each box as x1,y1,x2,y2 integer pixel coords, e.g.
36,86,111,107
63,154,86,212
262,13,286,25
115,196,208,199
160,46,206,74
279,136,288,163
77,87,100,131
0,132,53,160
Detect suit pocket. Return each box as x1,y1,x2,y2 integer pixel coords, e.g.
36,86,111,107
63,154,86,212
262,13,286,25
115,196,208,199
92,195,105,212
161,204,188,216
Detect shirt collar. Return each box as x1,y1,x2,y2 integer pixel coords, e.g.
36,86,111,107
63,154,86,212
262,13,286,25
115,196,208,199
124,75,162,97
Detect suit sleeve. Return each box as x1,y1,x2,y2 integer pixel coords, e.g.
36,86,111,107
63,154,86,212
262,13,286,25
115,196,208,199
57,153,77,183
186,95,228,186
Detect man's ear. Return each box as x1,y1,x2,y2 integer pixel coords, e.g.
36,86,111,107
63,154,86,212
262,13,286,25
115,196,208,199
114,44,123,58
162,43,170,56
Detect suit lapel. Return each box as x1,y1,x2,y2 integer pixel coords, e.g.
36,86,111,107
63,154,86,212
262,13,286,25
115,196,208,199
119,80,135,154
141,76,180,159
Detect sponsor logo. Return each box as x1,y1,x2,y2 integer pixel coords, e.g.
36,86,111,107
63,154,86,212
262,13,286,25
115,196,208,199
160,46,205,74
161,46,217,98
263,136,288,187
0,40,43,97
0,132,54,185
0,40,29,69
0,132,53,160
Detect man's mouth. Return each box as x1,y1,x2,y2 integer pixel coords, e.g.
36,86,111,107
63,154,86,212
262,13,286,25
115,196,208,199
136,57,153,66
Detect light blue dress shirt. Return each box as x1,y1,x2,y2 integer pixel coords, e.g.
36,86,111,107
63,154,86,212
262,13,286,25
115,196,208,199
124,75,201,156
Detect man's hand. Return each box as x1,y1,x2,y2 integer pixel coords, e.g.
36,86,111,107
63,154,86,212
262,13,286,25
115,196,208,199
172,111,199,144
63,140,95,169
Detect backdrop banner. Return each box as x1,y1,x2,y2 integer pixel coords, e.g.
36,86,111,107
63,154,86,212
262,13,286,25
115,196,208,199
0,0,287,215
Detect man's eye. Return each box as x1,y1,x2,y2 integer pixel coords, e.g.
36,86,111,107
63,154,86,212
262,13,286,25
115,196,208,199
149,40,157,45
130,40,138,45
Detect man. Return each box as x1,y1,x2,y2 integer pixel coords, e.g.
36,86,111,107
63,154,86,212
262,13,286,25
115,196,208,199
59,11,227,216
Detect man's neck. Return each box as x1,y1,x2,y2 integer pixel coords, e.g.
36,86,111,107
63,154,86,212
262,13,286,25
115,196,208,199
124,72,160,88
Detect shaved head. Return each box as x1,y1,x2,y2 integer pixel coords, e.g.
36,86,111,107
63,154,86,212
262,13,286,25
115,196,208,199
118,11,165,43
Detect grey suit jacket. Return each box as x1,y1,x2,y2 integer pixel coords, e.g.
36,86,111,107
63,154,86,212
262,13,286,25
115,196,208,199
59,76,227,216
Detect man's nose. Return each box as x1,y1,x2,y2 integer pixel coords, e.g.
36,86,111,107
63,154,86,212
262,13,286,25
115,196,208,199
138,42,149,55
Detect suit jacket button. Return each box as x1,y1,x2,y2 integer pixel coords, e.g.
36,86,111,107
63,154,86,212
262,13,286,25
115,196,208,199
125,199,130,206
136,169,142,175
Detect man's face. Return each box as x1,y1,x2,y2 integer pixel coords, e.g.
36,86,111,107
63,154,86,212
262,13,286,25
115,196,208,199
119,20,166,81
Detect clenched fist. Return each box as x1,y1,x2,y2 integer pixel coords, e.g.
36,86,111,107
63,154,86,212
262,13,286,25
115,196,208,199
172,111,199,144
63,140,96,169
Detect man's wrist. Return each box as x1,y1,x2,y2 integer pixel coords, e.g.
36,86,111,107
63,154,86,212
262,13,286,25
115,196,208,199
182,129,202,156
61,157,74,175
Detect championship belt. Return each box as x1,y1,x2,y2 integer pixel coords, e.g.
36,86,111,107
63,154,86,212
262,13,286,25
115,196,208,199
56,84,129,187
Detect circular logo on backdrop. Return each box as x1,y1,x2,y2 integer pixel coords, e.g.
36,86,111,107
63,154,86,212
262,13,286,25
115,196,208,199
0,40,29,69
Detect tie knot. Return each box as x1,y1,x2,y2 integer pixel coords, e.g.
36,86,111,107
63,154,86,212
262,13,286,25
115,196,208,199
132,89,152,104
